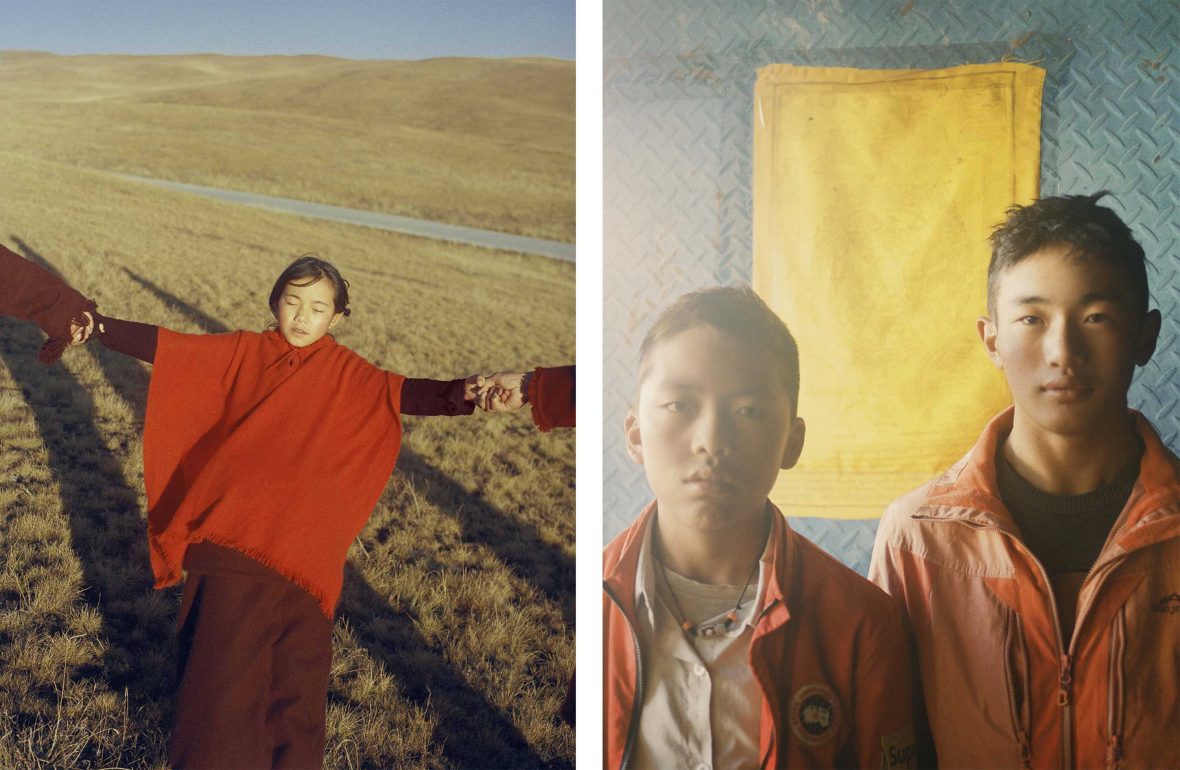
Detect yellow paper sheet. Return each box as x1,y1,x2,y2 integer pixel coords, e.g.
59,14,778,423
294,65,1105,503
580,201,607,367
753,63,1044,519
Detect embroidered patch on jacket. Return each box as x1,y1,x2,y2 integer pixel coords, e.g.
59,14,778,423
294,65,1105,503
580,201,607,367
1153,593,1180,614
880,726,917,769
789,683,840,746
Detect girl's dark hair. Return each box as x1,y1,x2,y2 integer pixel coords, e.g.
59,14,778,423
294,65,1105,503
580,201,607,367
268,254,352,317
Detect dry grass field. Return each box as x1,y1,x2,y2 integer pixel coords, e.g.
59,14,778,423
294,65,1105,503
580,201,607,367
0,54,574,770
0,51,574,242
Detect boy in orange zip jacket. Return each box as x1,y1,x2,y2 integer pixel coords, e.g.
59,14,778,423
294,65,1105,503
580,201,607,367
605,286,918,769
870,192,1180,769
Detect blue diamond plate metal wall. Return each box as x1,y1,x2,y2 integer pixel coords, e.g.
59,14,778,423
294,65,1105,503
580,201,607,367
603,0,1179,574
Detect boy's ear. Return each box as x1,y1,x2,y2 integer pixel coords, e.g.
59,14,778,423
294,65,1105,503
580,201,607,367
624,409,644,465
1136,309,1162,366
780,417,806,470
977,316,1003,369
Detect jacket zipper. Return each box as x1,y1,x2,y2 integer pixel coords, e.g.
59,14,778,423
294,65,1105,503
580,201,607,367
1070,509,1140,770
920,487,1178,769
1004,608,1032,768
1010,534,1073,770
1081,495,1180,770
604,583,645,770
932,519,1073,768
1105,606,1126,770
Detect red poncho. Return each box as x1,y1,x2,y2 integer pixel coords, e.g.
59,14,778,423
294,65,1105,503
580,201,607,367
143,328,405,617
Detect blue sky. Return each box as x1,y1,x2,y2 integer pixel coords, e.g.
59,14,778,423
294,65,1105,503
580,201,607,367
0,1,575,60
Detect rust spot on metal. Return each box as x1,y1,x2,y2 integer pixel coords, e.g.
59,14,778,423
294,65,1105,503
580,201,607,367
899,0,916,16
1141,53,1169,82
1141,52,1166,71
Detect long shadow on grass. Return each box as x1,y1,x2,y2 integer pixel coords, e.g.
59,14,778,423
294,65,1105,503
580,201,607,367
108,272,565,766
339,563,556,769
394,449,575,629
1,239,173,763
121,266,229,335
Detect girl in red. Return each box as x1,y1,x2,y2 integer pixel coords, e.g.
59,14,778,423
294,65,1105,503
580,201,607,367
64,255,505,768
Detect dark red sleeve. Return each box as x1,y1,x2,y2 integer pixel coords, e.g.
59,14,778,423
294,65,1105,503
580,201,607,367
400,378,475,416
0,242,96,363
94,313,159,363
527,365,575,432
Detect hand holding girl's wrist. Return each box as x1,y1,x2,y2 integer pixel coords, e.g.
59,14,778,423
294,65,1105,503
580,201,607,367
68,311,96,347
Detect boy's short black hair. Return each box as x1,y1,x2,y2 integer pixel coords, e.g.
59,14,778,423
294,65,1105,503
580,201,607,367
987,192,1149,314
639,286,801,414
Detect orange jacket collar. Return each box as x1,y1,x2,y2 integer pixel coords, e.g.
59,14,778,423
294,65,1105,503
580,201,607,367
604,500,797,628
916,407,1180,551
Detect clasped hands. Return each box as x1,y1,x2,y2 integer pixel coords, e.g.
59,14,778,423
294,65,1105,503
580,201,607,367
68,311,96,347
464,371,528,413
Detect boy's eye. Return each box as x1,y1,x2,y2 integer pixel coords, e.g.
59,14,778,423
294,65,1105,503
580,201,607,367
736,405,762,418
1017,315,1041,325
662,401,688,413
1085,313,1108,323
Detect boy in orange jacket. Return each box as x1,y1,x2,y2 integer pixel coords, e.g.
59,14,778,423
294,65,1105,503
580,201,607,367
870,192,1179,769
605,286,918,769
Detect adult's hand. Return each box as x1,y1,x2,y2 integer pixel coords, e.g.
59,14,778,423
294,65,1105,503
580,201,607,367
478,371,528,412
69,311,96,347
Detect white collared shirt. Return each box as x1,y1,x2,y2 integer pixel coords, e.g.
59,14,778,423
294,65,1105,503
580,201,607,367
632,518,771,770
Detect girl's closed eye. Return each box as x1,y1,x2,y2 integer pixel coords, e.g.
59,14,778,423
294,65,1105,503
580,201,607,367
269,259,349,348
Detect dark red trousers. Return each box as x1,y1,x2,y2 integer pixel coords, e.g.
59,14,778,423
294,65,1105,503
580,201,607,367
170,543,333,770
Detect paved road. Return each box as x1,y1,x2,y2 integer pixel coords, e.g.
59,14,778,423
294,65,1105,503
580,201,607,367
117,174,575,262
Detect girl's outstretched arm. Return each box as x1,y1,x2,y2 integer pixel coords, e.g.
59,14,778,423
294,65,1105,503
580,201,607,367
90,313,159,363
0,242,96,362
400,376,478,416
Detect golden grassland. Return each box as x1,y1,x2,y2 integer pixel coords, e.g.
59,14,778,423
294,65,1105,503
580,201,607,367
0,50,574,243
0,145,574,767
